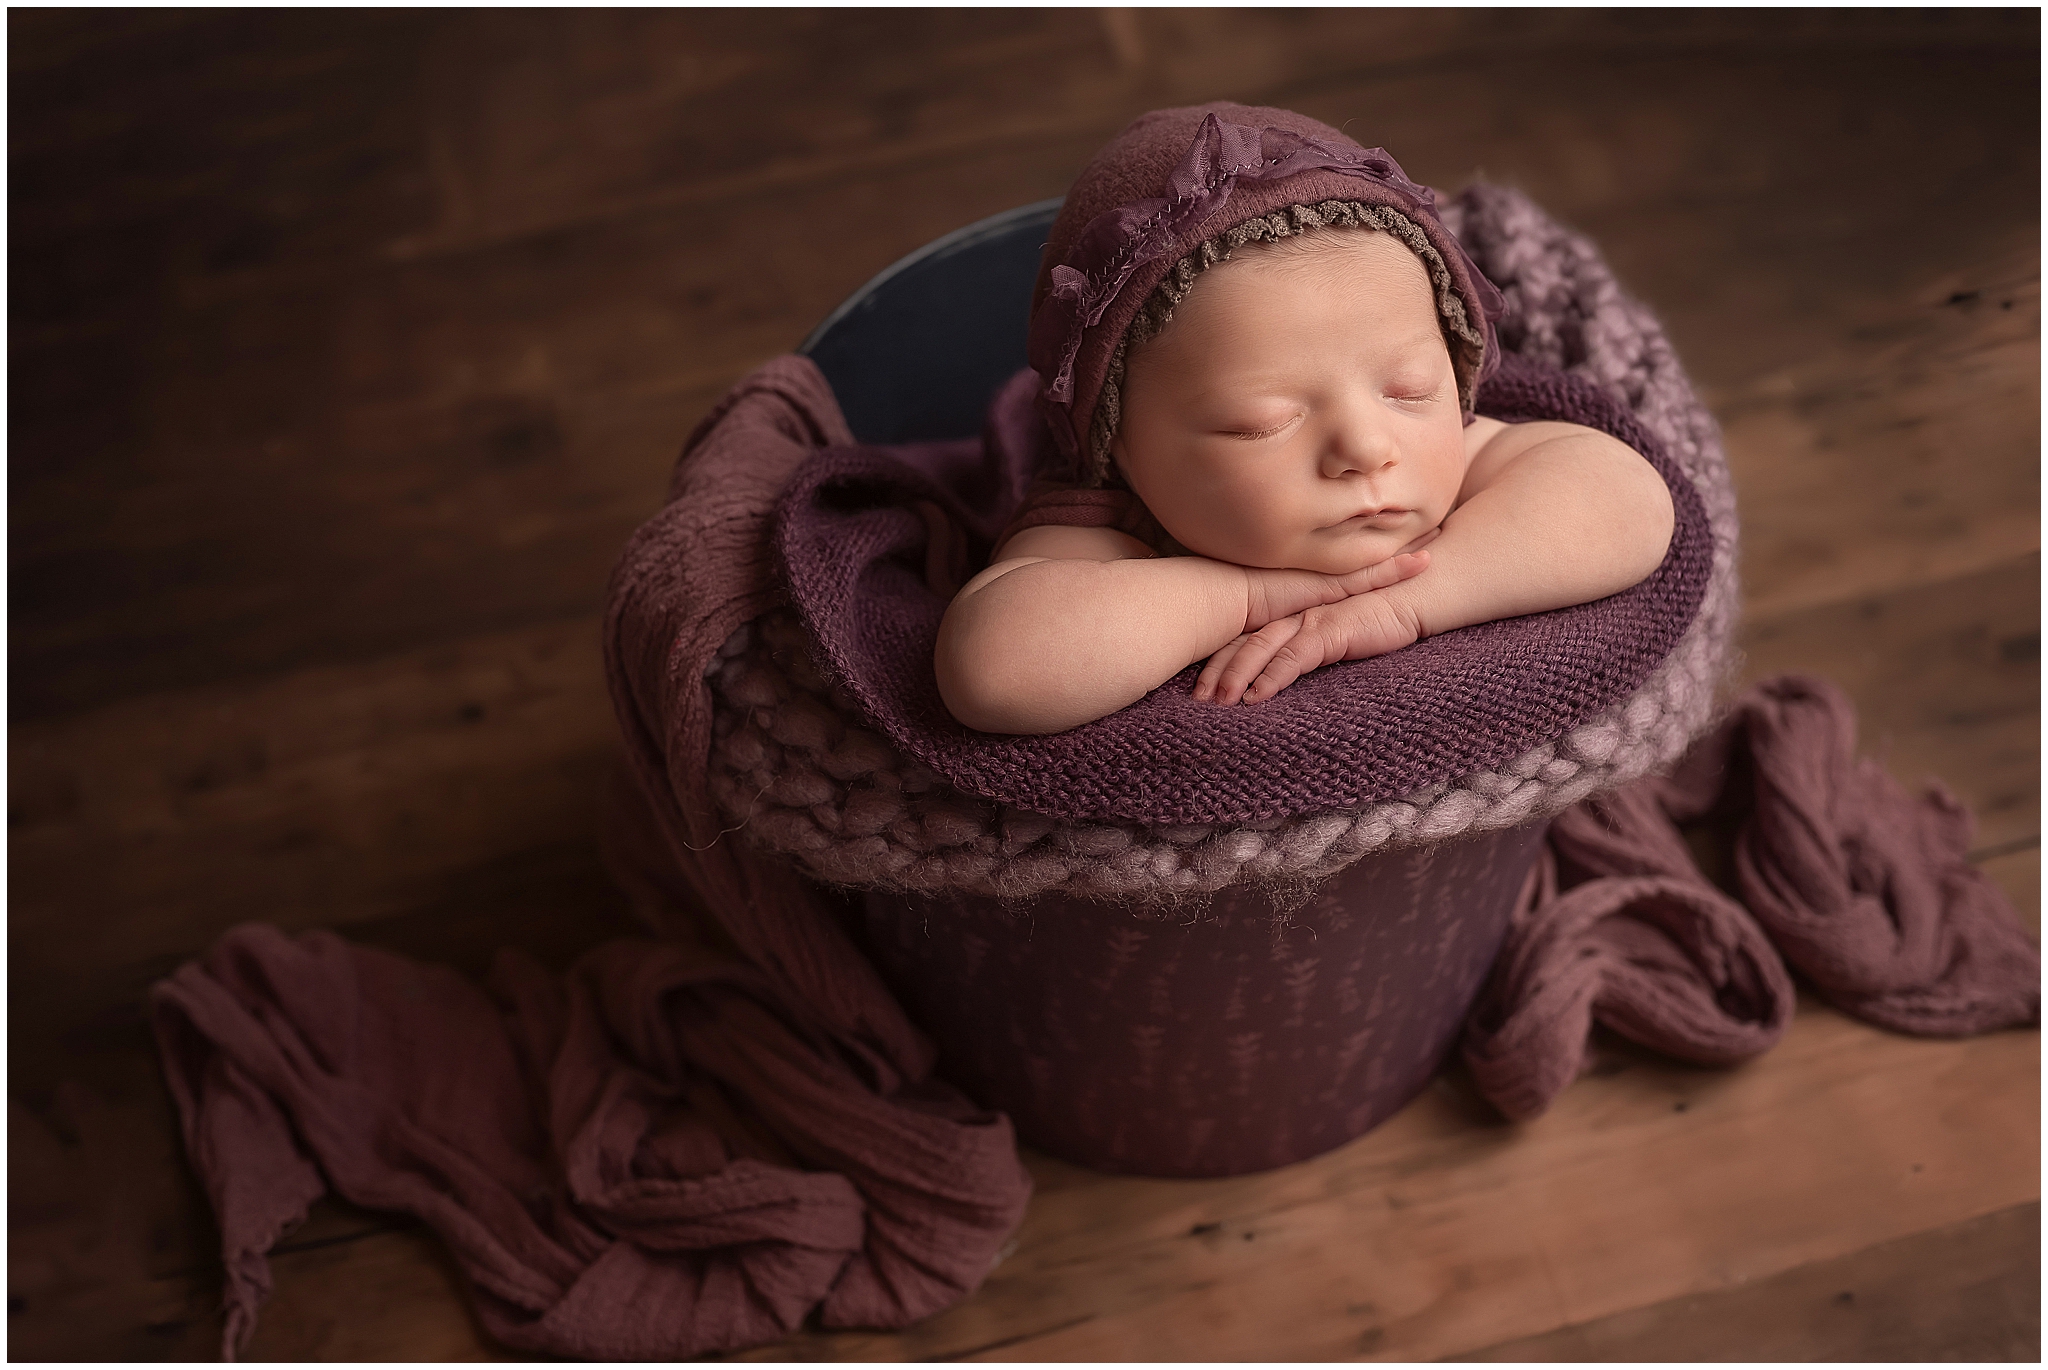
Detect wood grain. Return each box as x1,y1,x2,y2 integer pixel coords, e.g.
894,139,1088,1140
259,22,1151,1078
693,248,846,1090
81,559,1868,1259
1451,1201,2041,1362
8,1089,221,1363
12,558,2031,1086
1738,555,2040,852
8,9,2037,1363
1719,263,2039,624
10,16,2036,719
9,617,634,1074
1983,847,2042,937
717,1004,2041,1360
23,1002,2030,1364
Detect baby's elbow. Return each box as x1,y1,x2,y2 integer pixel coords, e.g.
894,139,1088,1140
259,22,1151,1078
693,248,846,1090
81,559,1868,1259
935,610,1039,734
938,660,1025,735
937,622,1107,734
1638,463,1676,557
1619,458,1676,583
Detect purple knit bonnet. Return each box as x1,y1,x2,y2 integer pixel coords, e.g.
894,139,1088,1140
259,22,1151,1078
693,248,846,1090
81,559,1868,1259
1028,102,1508,486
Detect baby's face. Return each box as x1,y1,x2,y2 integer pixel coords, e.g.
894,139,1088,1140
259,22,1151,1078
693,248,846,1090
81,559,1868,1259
1112,228,1470,575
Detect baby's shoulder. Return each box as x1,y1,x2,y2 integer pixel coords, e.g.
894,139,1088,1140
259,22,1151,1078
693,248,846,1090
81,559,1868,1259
994,480,1175,557
1457,415,1650,506
1461,414,1512,461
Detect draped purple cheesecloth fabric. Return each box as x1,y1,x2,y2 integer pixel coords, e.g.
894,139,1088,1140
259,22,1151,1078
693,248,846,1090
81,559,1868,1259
147,97,2039,1357
149,359,1034,1362
765,356,2036,1171
1463,673,2042,1120
149,353,2039,1359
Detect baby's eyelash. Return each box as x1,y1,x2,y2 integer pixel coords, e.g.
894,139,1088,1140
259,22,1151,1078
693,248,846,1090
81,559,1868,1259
1224,418,1297,440
1385,382,1447,406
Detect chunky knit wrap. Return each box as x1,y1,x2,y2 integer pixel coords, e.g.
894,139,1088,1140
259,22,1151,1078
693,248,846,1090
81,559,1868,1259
702,182,1739,900
143,126,2032,1366
777,353,1709,824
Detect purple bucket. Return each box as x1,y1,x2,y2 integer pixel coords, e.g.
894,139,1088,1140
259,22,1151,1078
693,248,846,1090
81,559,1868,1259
853,820,1545,1178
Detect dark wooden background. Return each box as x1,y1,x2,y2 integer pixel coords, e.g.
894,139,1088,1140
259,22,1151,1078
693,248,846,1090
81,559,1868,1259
10,9,2039,1361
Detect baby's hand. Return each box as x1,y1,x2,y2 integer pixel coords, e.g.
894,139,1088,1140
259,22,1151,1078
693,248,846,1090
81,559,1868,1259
1194,587,1425,706
1240,528,1438,631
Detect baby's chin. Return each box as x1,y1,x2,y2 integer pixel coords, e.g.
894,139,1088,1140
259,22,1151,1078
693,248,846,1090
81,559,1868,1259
1180,523,1420,574
1212,543,1405,576
1298,527,1415,575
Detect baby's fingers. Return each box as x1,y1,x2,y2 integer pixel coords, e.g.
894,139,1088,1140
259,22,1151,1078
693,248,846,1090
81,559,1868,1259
1210,616,1302,705
1243,654,1310,704
1243,621,1342,703
1193,634,1254,702
1339,548,1430,595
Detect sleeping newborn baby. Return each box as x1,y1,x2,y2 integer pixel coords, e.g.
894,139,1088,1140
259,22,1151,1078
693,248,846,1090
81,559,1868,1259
935,103,1675,735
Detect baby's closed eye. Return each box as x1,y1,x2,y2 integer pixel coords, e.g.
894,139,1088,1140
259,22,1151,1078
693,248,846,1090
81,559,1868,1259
1383,372,1446,404
1217,413,1302,441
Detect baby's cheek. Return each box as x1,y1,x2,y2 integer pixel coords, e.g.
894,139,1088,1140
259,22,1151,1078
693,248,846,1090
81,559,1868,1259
1417,473,1462,524
1189,502,1285,566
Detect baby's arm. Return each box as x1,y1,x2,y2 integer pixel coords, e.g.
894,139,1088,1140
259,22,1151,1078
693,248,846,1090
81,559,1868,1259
1203,420,1674,705
1392,418,1675,631
936,526,1428,734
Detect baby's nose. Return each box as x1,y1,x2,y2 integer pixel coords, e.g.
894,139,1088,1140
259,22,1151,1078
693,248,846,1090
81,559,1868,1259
1322,426,1396,478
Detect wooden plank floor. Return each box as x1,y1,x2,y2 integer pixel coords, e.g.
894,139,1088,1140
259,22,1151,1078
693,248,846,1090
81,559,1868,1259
9,10,2038,1362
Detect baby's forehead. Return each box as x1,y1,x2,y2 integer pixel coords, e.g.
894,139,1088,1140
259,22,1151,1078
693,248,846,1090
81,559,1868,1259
1133,226,1450,380
1227,225,1428,285
1197,253,1447,347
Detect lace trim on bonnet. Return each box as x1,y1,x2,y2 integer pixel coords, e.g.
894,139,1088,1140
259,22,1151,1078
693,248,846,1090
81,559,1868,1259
1081,199,1489,489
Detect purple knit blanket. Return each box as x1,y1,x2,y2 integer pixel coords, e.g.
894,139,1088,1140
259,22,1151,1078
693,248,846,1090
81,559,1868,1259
771,353,1711,825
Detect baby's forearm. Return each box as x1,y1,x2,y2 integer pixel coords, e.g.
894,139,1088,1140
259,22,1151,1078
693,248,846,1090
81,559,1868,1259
1381,427,1674,637
936,555,1247,734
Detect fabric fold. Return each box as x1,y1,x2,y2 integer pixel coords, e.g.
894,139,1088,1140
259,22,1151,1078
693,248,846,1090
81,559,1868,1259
771,353,1714,827
152,353,2035,1362
1464,673,2039,1120
1717,676,2040,1033
152,354,1032,1362
151,927,1029,1361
